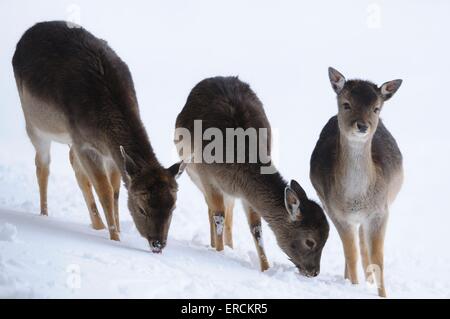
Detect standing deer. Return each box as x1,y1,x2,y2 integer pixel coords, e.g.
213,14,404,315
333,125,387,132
12,21,185,251
175,76,329,275
310,67,403,297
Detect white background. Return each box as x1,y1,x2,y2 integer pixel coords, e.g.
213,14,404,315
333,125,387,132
0,0,449,298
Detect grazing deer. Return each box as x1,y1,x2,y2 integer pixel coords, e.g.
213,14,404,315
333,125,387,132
310,67,403,297
175,76,329,275
12,21,185,251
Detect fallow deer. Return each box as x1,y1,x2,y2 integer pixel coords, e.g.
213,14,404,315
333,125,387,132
12,21,185,251
310,67,403,297
175,76,329,275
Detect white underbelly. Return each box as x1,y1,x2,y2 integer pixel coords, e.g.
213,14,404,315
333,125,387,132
35,128,72,144
20,85,72,145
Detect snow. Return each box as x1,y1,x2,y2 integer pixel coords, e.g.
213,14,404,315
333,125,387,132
0,223,17,242
1,0,450,298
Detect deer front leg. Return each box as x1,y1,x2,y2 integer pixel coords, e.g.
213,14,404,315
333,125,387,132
367,213,389,298
212,211,225,252
69,148,105,230
109,167,121,233
336,222,359,284
244,204,270,272
205,191,225,252
91,173,119,241
224,199,234,249
75,149,119,241
207,207,216,248
359,224,373,283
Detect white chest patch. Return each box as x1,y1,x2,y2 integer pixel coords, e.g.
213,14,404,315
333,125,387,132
342,169,370,198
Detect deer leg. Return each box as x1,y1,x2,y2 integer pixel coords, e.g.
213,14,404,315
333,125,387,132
244,204,270,272
109,167,121,233
35,148,50,216
213,212,225,252
28,130,51,216
69,148,105,230
359,224,373,283
224,199,234,249
367,213,389,298
207,206,216,248
75,149,119,241
204,191,225,252
185,168,217,248
344,263,348,280
336,222,359,284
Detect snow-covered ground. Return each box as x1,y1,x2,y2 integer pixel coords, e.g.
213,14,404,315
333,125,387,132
1,0,449,298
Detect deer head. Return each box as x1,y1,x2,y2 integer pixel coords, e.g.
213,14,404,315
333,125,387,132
328,67,402,142
277,180,329,277
120,146,186,253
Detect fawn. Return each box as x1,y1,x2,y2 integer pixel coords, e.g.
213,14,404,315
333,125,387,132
175,76,329,275
310,67,403,297
12,21,185,251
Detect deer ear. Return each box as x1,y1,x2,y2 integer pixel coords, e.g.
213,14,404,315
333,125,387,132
290,179,307,201
285,186,302,222
380,79,402,101
120,146,138,180
167,161,187,179
328,67,346,94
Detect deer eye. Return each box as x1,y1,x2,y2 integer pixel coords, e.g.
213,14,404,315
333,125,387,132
304,239,316,250
137,205,147,216
374,107,380,114
342,102,351,110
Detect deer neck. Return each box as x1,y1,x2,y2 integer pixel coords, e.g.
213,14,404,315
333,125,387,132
337,134,376,198
242,168,288,227
106,106,164,182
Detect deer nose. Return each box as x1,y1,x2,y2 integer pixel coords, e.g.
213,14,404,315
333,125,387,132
356,122,368,133
150,240,165,253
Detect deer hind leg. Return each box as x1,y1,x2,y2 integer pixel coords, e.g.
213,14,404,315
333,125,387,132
367,214,388,298
27,129,51,216
224,198,234,249
35,146,50,216
109,167,121,233
69,148,105,230
204,189,225,252
359,224,373,283
74,148,119,241
336,222,359,284
244,203,270,272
